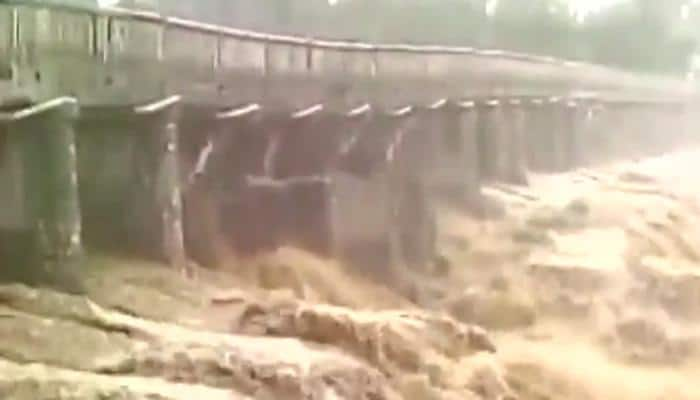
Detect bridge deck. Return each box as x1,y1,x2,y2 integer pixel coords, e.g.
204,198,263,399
0,0,696,108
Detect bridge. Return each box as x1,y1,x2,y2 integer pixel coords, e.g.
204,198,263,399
0,0,699,292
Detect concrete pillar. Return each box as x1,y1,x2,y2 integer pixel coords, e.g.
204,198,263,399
674,102,690,150
453,101,484,210
614,102,640,161
522,99,546,172
524,98,568,173
686,102,700,146
626,103,649,158
561,99,581,171
690,102,700,146
677,101,698,149
475,99,506,182
597,102,623,163
412,100,477,204
547,98,572,172
502,99,529,184
387,108,437,274
181,103,261,268
573,100,598,168
78,96,187,274
643,103,664,157
665,102,688,153
134,97,187,274
0,98,84,294
331,108,419,281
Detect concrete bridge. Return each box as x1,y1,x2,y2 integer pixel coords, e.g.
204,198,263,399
0,0,699,293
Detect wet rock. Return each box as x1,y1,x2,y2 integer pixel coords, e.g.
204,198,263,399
432,254,452,277
0,359,237,400
506,361,595,400
235,300,496,381
466,356,512,400
603,314,697,365
256,257,309,300
0,307,135,373
631,257,700,320
564,198,591,217
398,374,442,400
529,228,626,285
0,284,106,327
511,225,553,246
136,344,236,388
0,282,406,399
445,288,536,331
525,204,586,231
470,192,507,220
528,255,622,294
618,170,657,185
536,291,593,319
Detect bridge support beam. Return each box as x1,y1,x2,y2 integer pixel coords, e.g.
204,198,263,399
0,98,84,293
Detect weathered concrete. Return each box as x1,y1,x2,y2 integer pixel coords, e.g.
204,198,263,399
77,97,186,272
475,100,505,182
1,1,695,109
501,99,529,185
1,1,700,290
0,98,83,293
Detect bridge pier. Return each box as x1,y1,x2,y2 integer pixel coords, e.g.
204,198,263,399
77,97,187,273
525,98,569,173
562,99,586,171
622,103,648,159
0,98,84,293
332,109,419,279
455,102,484,210
640,103,664,158
428,101,486,213
573,100,599,168
547,98,574,173
680,101,700,148
139,98,188,273
661,102,690,153
502,99,529,185
686,102,700,146
405,101,478,205
180,104,262,268
476,100,509,182
588,102,618,164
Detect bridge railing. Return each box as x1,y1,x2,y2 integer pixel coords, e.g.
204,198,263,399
0,0,695,107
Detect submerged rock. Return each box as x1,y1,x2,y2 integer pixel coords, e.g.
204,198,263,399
602,314,697,365
445,288,536,331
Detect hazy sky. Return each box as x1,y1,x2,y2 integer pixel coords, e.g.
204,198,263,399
568,0,622,15
97,0,628,19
